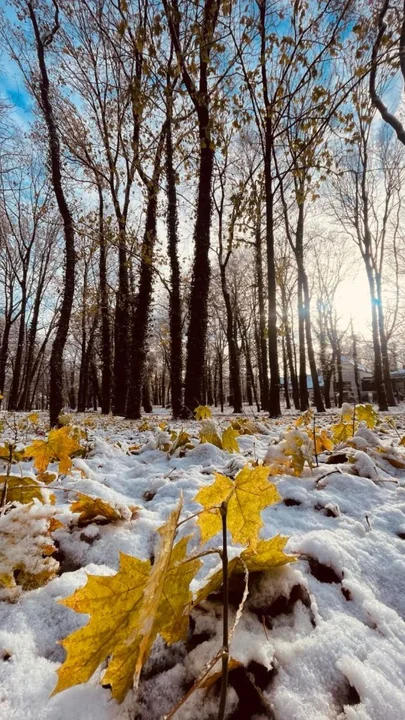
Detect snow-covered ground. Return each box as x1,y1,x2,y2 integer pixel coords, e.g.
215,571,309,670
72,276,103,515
1,408,405,720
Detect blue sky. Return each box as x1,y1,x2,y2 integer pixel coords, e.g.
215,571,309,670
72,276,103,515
0,4,33,129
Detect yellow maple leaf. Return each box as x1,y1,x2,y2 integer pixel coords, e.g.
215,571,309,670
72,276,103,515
27,412,40,425
356,403,379,429
199,420,222,448
24,426,82,475
200,658,242,688
138,420,150,431
0,444,24,463
0,475,45,505
295,408,314,427
70,493,129,526
221,426,239,453
240,535,296,572
170,430,192,454
53,499,201,703
194,466,281,549
330,421,354,445
311,429,334,453
0,503,59,600
194,405,212,421
194,535,295,605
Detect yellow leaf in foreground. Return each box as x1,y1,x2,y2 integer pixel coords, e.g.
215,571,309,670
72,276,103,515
221,426,239,453
0,503,59,599
70,493,128,526
24,426,82,475
199,421,222,449
194,405,212,421
295,409,314,427
240,535,296,572
194,534,295,605
54,499,201,703
356,403,379,429
330,421,354,445
195,466,281,548
200,658,242,688
0,475,45,505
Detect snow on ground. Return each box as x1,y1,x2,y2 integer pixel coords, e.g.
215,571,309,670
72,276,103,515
1,407,405,720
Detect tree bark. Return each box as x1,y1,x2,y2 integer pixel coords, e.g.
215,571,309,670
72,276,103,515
28,2,76,427
166,114,183,417
126,124,167,419
98,185,112,414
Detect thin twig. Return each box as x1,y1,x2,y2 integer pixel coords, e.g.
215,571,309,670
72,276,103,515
313,414,318,467
163,650,223,719
0,444,13,510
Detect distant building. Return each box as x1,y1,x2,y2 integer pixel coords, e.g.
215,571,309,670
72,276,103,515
338,356,373,402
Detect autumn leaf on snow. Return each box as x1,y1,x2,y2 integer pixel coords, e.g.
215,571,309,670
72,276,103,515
356,403,379,429
311,429,334,454
199,420,222,448
53,498,201,703
0,475,48,505
330,421,354,445
221,426,239,453
194,465,281,548
194,405,212,421
0,502,60,600
70,493,133,526
195,535,295,604
295,408,314,427
24,426,83,475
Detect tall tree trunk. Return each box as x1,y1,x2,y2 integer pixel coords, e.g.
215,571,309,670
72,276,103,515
126,125,166,419
281,285,299,409
220,266,242,413
166,115,183,418
18,251,50,410
365,264,388,410
297,273,308,410
98,185,112,414
336,340,344,407
8,287,26,410
375,273,395,406
255,200,269,410
302,273,325,412
351,322,361,403
113,221,129,415
29,2,76,427
77,264,88,413
282,335,291,410
183,116,214,412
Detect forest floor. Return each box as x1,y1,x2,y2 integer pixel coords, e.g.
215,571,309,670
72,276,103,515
1,406,405,720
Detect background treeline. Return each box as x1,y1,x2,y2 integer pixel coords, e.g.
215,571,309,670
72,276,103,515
1,0,405,423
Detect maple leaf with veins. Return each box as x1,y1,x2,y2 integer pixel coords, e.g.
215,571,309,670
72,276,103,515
194,465,281,549
53,498,201,703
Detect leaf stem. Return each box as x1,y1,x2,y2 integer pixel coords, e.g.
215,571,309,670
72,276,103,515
217,500,229,720
313,414,318,467
0,444,13,511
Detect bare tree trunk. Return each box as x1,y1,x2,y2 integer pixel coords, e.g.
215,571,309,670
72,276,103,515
98,185,112,414
255,198,269,410
302,272,325,412
29,2,75,427
126,124,166,419
375,273,395,406
282,335,290,410
166,111,183,418
8,286,26,410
